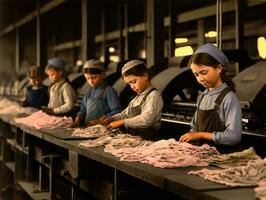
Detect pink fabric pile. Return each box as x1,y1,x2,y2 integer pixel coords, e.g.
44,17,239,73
15,110,73,129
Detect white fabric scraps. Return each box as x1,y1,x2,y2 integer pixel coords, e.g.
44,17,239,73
72,125,110,138
14,110,73,129
255,179,266,200
206,147,261,168
105,138,220,168
78,133,138,148
0,98,36,115
188,158,266,187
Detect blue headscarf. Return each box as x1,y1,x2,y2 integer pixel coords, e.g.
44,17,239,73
47,58,65,71
194,43,229,68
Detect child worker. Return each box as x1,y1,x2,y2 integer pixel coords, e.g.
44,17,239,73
43,57,76,115
71,59,122,127
105,59,164,140
179,43,242,151
23,65,49,109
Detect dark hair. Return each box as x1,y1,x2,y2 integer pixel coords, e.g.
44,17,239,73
83,68,103,75
189,53,235,91
123,63,149,78
27,65,43,79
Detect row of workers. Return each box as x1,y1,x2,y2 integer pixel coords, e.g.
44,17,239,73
23,43,242,152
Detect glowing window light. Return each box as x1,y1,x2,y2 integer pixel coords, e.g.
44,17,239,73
174,38,188,44
174,46,193,57
108,47,115,53
140,50,146,58
205,31,217,38
109,55,120,62
257,37,266,59
76,59,83,66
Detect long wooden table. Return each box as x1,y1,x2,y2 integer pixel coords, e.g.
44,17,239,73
0,113,258,200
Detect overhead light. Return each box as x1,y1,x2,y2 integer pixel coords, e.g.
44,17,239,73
175,46,193,57
140,50,146,58
205,31,217,38
109,55,120,62
108,47,115,53
257,37,266,59
76,59,83,66
175,38,188,44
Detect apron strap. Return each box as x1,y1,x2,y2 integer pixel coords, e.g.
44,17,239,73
214,87,231,110
140,88,157,105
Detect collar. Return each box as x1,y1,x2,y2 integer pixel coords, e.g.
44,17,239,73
138,86,153,96
93,81,106,90
203,83,227,96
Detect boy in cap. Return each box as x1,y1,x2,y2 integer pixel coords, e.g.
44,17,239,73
43,57,76,115
71,59,121,127
179,43,242,151
105,59,163,140
23,65,49,109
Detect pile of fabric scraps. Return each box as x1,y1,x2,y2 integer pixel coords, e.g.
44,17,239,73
105,138,220,168
15,110,73,129
206,147,261,168
188,158,266,187
72,124,110,138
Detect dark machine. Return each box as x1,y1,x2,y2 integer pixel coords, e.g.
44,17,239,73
158,62,266,142
233,61,266,131
150,67,203,138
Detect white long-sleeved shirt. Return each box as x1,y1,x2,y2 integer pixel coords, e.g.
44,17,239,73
112,86,163,129
48,79,76,114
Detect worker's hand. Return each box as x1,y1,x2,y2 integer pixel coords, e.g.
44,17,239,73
89,116,106,126
107,120,124,129
42,107,54,115
71,116,82,127
100,117,114,126
70,121,80,128
179,132,212,143
179,132,198,143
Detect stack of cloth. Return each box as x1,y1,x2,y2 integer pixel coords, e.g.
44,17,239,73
188,152,265,187
15,110,73,129
104,138,220,168
72,124,111,139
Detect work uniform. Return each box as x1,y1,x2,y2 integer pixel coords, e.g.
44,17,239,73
191,83,242,151
26,85,49,109
112,86,163,140
48,79,76,115
77,82,121,126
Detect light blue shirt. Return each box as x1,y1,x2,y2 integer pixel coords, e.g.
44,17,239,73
78,82,122,119
191,83,242,145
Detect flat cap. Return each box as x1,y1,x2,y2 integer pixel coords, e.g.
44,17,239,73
194,43,229,67
121,59,145,76
47,58,65,71
83,59,104,71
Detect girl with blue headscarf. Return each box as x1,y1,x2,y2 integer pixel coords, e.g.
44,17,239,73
179,43,242,152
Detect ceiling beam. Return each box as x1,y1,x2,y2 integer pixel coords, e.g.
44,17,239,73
0,0,66,37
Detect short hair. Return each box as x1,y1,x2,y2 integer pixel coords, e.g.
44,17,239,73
27,66,43,79
83,68,103,75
